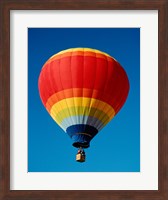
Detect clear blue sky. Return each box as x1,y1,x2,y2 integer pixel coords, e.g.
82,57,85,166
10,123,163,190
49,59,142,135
28,28,140,172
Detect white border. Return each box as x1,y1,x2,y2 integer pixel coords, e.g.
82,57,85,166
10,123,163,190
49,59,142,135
10,11,158,190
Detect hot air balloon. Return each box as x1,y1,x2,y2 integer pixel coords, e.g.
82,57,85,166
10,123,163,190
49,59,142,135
38,48,129,162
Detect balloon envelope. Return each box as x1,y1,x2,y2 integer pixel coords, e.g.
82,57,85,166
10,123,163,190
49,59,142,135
38,48,129,148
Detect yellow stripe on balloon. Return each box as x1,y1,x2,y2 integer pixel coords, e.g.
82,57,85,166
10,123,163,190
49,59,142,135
48,47,112,60
50,106,114,126
49,97,115,118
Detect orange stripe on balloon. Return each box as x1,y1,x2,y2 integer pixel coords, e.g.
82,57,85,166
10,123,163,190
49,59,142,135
46,88,100,112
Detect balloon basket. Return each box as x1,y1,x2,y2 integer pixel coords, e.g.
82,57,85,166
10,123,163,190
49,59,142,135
76,148,86,162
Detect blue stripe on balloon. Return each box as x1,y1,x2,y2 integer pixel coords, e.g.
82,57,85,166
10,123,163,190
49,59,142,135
66,124,98,138
66,124,98,148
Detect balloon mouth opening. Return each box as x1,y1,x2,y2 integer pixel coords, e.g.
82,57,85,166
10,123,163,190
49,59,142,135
72,142,90,148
